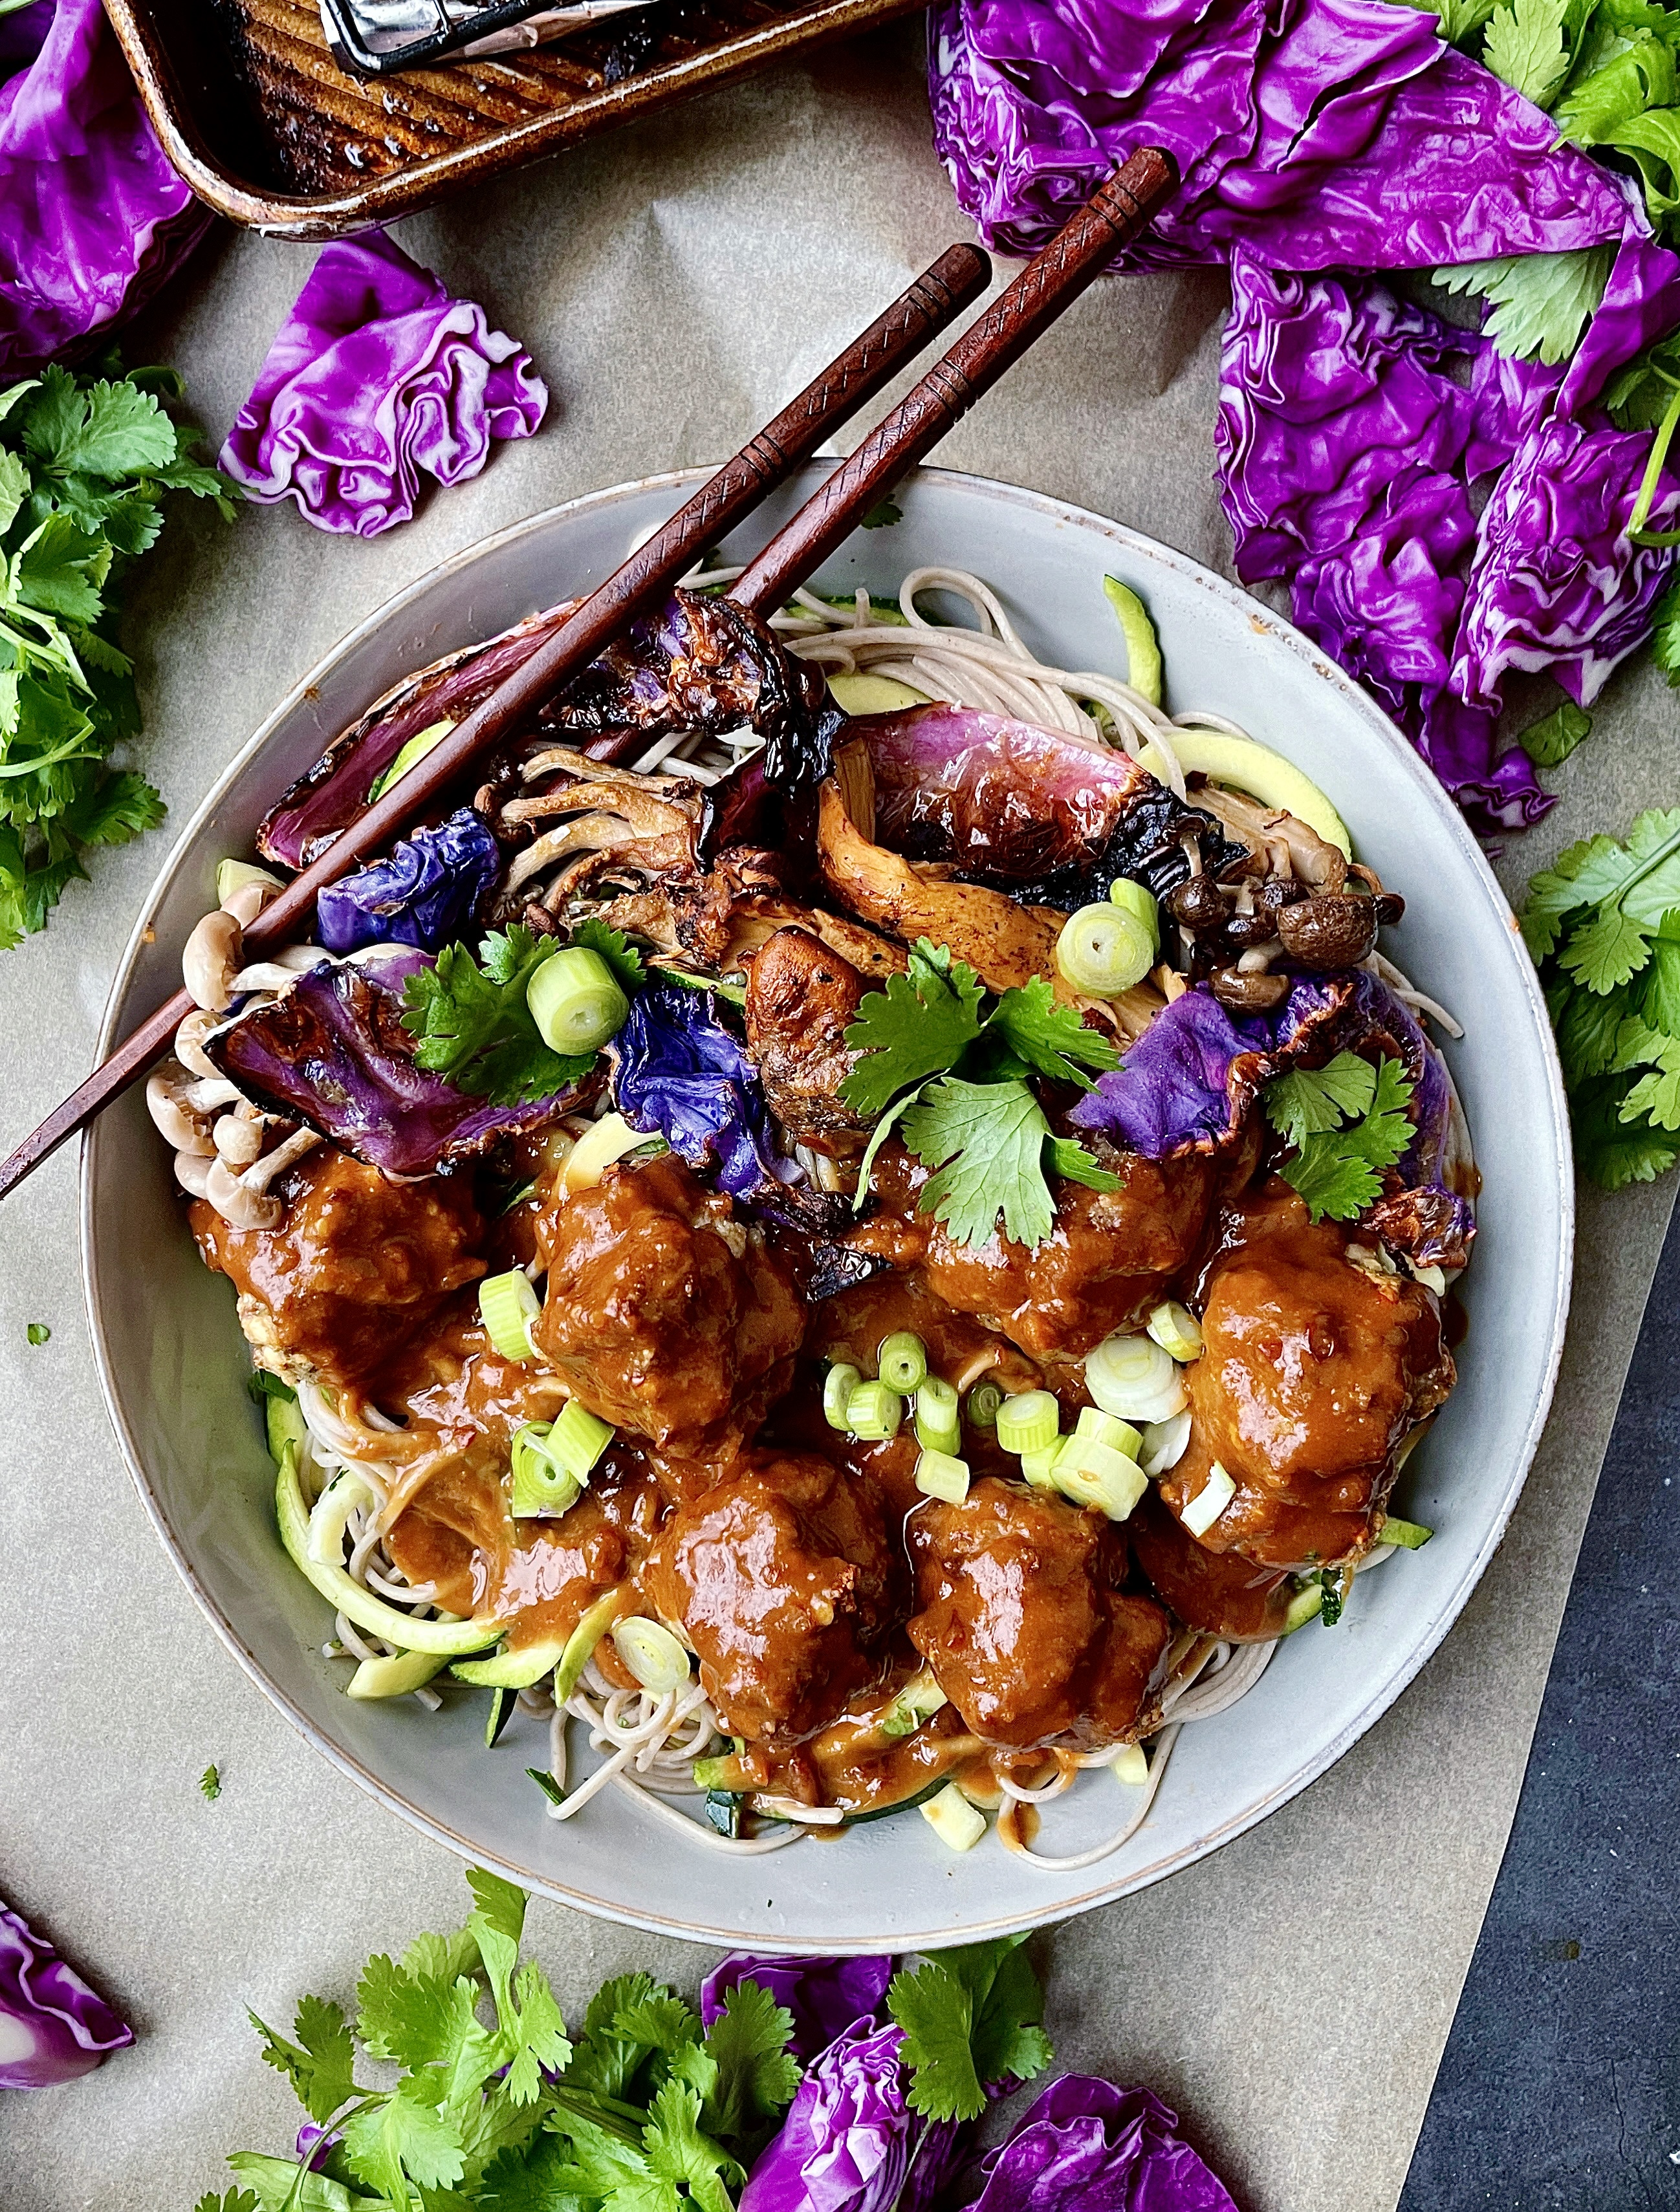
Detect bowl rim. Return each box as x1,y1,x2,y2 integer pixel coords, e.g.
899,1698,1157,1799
80,462,1575,1947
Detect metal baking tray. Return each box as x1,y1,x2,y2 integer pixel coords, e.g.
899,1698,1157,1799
104,0,921,239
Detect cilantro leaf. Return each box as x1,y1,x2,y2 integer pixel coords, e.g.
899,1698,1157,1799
573,915,646,996
1482,0,1573,102
699,1979,801,2145
59,768,163,847
643,2077,743,2212
937,1938,1053,2097
1261,1052,1377,1149
1045,1134,1122,1192
1265,1056,1415,1224
504,1958,573,2104
356,1953,483,2072
402,1924,483,1986
1553,975,1635,1084
21,368,177,479
475,2132,585,2211
249,1995,359,2125
342,2076,468,2204
1653,576,1680,686
1519,701,1592,768
0,448,28,538
900,1076,1055,1249
613,1990,701,2054
839,938,986,1117
1570,1072,1680,1187
401,929,592,1105
1560,902,1652,993
888,1941,1049,2125
224,2156,376,2212
1432,247,1612,362
194,2192,259,2212
466,1864,529,2019
989,976,1121,1086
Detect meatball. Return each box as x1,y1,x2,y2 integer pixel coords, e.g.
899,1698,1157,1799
906,1478,1171,1749
851,1143,1217,1358
1159,1184,1454,1568
531,1153,802,1456
191,1144,486,1391
743,928,872,1156
641,1452,899,1743
1129,1488,1293,1641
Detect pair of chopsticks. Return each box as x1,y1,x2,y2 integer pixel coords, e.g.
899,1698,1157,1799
0,147,1176,1203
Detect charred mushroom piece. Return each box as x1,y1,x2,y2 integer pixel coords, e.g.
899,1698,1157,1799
1275,894,1380,970
744,929,873,1156
1167,876,1234,931
496,751,706,911
1193,784,1348,893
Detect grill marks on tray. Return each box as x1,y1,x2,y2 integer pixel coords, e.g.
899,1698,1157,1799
200,0,809,194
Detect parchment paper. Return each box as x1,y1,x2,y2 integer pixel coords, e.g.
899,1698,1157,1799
1,22,1674,2208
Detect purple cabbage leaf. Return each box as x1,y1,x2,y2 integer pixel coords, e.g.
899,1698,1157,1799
739,2019,965,2212
316,808,501,956
206,951,581,1176
219,228,547,537
950,2075,1238,2212
0,1902,132,2090
0,0,211,376
701,1955,894,2061
853,706,1247,902
1071,971,1473,1269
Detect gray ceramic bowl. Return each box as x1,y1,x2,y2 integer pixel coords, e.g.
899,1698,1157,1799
82,464,1573,1950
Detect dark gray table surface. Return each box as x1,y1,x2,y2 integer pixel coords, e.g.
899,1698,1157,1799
1399,1198,1680,2208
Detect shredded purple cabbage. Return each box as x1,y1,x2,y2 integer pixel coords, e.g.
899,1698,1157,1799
207,953,578,1177
316,808,501,956
1071,971,1472,1270
700,1956,894,2061
609,982,796,1211
952,2075,1238,2212
219,229,547,537
928,0,1629,272
739,2019,964,2212
0,1902,132,2090
0,0,211,375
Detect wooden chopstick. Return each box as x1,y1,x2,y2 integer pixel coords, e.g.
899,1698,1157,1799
0,244,990,1200
1,149,1177,1199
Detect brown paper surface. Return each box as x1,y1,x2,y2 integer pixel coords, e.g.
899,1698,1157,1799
1,23,1673,2208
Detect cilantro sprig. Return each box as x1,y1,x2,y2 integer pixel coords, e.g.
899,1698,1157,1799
0,356,239,949
1521,808,1680,1186
887,1936,1053,2124
841,939,1120,1251
401,920,642,1106
203,1867,804,2212
1261,1050,1416,1222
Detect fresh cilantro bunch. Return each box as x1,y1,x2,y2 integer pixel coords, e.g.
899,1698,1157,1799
401,919,643,1105
840,938,1122,1250
1521,807,1680,1185
1261,1049,1417,1221
0,354,239,949
199,1866,803,2212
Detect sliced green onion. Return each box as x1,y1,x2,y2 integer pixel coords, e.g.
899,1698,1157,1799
914,1378,960,1453
1102,576,1163,706
1107,875,1160,952
1109,1742,1150,1786
479,1269,540,1362
996,1389,1060,1457
1378,1515,1434,1550
1181,1459,1236,1537
921,1781,987,1852
1085,1331,1186,1422
1075,1405,1142,1457
1139,1409,1192,1477
611,1616,692,1696
915,1448,971,1504
965,1380,1005,1429
824,1361,862,1431
878,1331,928,1394
1147,1300,1204,1362
528,947,630,1056
367,718,453,804
1056,902,1154,997
1020,1442,1061,1489
847,1381,902,1442
548,1399,614,1480
510,1422,582,1519
1052,1435,1148,1521
1283,1582,1326,1635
